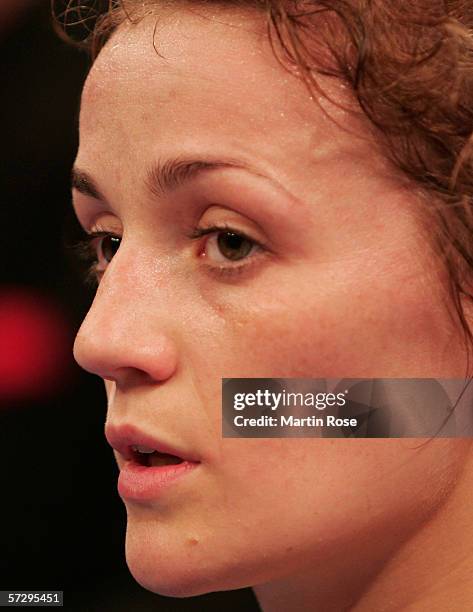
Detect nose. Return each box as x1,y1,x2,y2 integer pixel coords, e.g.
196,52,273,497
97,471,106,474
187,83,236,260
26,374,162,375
73,258,179,386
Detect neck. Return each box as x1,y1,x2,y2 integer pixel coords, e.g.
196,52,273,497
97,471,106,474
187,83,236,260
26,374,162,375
253,447,473,612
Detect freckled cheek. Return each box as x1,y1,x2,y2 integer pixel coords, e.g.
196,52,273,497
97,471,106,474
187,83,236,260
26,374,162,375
202,296,358,377
203,279,445,378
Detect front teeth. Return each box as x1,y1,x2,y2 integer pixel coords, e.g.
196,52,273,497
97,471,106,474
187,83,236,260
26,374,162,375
131,445,155,454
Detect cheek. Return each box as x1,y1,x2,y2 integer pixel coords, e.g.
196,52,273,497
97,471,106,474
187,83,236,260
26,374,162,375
191,258,462,378
210,437,468,567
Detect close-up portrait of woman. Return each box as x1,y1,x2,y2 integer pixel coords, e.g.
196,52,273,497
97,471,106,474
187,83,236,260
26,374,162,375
25,0,473,609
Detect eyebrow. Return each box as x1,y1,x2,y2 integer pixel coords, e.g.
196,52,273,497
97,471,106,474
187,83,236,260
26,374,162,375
72,155,267,201
71,168,104,200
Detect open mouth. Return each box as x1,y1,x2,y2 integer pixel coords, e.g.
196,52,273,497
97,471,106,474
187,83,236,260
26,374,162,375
130,444,184,467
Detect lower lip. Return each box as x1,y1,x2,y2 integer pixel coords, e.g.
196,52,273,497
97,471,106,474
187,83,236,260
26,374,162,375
118,460,199,501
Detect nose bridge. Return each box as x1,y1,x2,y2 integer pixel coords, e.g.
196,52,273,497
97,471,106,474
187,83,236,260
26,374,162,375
73,246,179,382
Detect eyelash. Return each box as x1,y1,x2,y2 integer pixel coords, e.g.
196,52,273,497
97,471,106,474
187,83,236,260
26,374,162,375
72,223,266,286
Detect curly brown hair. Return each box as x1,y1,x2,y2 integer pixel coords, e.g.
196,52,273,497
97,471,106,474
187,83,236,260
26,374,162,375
54,0,473,373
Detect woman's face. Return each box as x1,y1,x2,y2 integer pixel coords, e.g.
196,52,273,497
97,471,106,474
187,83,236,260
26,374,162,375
72,6,471,598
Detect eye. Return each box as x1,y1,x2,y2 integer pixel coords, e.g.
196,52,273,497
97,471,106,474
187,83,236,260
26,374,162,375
86,231,121,276
188,224,266,276
69,230,122,288
96,234,121,266
205,230,257,263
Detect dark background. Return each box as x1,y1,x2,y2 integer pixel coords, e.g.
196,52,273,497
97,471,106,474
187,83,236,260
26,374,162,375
0,2,259,610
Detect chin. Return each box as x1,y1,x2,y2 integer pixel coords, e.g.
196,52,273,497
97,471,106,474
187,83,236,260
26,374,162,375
126,554,212,598
124,518,249,598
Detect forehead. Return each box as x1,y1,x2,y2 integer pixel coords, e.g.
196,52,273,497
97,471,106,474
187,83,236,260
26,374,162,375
77,5,379,202
82,6,301,115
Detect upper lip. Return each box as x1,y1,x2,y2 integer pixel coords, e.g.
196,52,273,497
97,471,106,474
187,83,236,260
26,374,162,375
105,422,200,463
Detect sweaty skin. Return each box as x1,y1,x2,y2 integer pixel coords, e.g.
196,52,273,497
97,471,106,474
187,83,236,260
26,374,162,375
72,7,473,611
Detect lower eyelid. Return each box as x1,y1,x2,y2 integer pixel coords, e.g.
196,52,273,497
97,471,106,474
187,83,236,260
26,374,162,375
200,248,270,280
